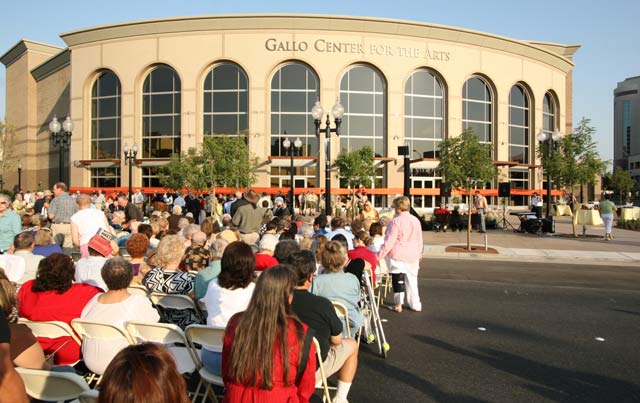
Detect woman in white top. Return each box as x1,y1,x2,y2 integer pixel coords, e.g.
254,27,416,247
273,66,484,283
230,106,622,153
71,194,111,258
202,241,256,376
80,257,160,375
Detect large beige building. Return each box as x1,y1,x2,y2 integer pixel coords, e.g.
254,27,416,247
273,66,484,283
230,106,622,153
1,14,579,208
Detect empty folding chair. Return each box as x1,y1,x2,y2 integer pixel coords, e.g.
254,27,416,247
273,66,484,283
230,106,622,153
185,324,225,403
16,367,90,402
125,321,197,375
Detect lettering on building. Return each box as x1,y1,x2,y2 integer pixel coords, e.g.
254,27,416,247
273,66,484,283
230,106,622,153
265,38,450,61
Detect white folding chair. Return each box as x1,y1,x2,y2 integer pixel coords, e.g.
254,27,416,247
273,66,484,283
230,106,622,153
70,319,135,383
185,324,225,403
313,337,334,403
125,321,197,374
18,318,82,365
78,389,100,403
127,284,150,296
331,301,351,339
16,367,90,402
150,292,200,311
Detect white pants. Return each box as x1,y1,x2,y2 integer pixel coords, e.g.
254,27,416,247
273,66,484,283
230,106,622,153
601,213,614,234
387,257,421,311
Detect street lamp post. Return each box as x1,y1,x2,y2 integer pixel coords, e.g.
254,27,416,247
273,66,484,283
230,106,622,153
282,133,302,211
123,143,139,202
49,115,74,182
312,100,344,216
17,160,22,191
537,128,562,221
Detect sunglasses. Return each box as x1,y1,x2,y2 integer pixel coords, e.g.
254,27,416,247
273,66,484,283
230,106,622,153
0,201,8,205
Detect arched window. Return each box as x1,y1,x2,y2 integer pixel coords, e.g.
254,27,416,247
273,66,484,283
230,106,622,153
339,65,386,157
462,76,493,150
509,84,531,205
270,63,319,189
142,65,181,187
542,92,557,134
203,63,248,135
404,69,445,158
91,70,121,187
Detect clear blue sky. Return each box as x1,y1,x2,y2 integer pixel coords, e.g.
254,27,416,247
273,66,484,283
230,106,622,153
1,0,638,165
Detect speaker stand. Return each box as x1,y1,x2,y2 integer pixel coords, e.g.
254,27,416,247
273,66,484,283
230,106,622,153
500,199,516,231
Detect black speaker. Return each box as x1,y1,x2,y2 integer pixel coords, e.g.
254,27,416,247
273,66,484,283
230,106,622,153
397,146,409,156
498,182,511,197
440,182,451,197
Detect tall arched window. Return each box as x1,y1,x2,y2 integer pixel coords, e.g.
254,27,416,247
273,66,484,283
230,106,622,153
270,63,319,189
405,69,445,208
339,66,386,157
542,92,557,135
404,69,445,158
142,65,181,187
509,84,531,205
203,63,248,135
91,70,121,187
462,76,493,150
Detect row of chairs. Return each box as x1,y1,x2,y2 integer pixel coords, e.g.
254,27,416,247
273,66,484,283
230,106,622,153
17,318,225,403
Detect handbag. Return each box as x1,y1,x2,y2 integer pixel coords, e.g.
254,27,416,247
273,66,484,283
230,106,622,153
87,228,116,257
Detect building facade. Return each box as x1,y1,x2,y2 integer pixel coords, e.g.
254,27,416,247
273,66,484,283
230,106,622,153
614,76,640,192
1,14,579,207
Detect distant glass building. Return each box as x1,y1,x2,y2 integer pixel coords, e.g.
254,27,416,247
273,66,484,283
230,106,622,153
614,76,640,192
1,14,579,208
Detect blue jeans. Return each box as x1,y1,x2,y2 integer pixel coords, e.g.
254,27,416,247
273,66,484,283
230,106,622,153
201,348,222,377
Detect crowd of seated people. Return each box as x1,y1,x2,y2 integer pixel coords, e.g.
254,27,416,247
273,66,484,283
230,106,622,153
1,185,413,402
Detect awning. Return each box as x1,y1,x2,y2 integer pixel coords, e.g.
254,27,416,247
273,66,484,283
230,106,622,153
268,156,318,168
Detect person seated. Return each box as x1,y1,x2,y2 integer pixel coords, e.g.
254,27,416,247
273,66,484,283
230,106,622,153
32,228,63,257
222,265,316,402
331,234,365,283
274,239,301,265
75,243,118,291
125,233,151,284
142,235,197,329
312,241,363,338
433,203,451,232
17,253,101,365
348,231,377,284
181,231,210,272
290,250,358,403
98,343,190,403
449,205,464,232
0,309,29,403
194,238,228,301
11,232,44,284
0,269,50,370
326,217,355,250
255,234,279,271
360,201,379,222
80,257,160,375
201,241,256,376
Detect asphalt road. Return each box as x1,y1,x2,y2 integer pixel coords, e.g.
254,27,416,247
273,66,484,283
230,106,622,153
342,259,640,403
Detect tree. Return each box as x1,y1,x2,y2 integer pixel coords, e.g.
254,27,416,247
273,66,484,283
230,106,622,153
333,146,377,220
608,166,634,204
540,118,606,236
437,128,497,250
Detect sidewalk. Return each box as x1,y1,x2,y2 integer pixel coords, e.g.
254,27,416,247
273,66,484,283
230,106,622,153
422,215,640,265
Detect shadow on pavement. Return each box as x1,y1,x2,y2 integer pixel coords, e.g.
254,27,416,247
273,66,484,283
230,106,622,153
412,334,640,402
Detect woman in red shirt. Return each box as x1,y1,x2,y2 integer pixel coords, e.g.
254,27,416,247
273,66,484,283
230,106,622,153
222,265,316,403
348,231,377,283
18,253,101,365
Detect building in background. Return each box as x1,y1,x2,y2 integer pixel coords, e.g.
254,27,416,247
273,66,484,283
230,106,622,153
1,14,579,208
614,76,640,193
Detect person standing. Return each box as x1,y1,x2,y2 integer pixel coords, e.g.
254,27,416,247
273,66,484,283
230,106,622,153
116,193,143,231
473,190,488,233
231,190,265,245
0,194,21,253
530,192,542,218
48,182,78,249
378,196,424,313
598,194,617,241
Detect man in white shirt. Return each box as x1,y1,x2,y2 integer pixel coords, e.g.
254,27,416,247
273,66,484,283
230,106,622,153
326,216,355,250
71,194,111,258
10,232,44,284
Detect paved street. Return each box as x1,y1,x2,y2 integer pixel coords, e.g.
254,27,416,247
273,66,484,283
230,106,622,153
345,258,640,403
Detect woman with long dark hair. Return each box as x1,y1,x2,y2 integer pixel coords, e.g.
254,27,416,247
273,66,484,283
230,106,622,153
222,265,316,402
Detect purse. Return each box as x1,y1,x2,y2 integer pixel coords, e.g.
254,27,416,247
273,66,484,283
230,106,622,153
87,228,117,257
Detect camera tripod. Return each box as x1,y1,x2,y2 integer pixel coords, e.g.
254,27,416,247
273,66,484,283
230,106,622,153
500,198,517,231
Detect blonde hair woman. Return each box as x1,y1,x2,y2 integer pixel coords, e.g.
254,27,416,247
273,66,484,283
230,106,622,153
311,241,363,337
377,196,423,313
33,228,64,257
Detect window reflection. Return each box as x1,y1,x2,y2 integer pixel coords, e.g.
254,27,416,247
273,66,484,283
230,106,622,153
91,70,121,186
203,63,249,135
143,65,181,159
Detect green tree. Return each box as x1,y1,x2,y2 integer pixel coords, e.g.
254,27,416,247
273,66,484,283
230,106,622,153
540,118,606,236
437,128,497,250
333,146,376,220
608,166,634,204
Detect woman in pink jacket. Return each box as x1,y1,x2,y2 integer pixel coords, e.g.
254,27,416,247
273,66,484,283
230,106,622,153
378,196,424,313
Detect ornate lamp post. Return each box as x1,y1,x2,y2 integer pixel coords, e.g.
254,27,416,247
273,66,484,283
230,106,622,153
282,133,302,211
537,128,562,220
49,115,74,182
17,160,22,191
312,100,344,216
123,143,139,202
